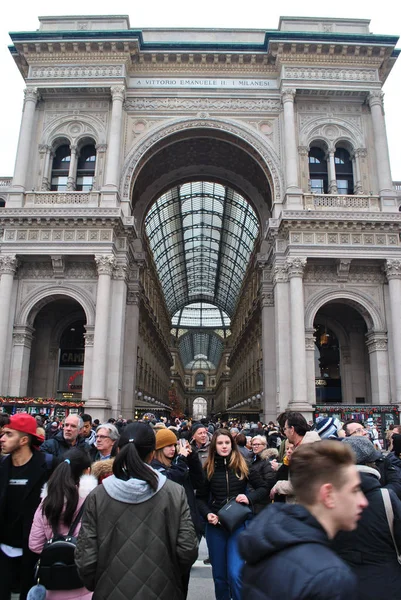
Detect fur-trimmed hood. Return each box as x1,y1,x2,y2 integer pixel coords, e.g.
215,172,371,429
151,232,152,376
40,473,98,500
91,458,114,481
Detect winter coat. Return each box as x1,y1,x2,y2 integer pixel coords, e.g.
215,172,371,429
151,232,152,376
238,503,357,600
0,450,52,550
29,474,98,600
190,438,210,466
196,453,268,518
151,451,205,536
376,452,401,499
249,450,277,513
75,469,198,599
238,445,252,463
40,431,88,461
332,466,401,599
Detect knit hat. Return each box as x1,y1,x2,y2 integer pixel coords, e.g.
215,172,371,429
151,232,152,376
155,428,178,450
192,422,208,435
7,413,44,444
342,436,381,464
314,417,340,440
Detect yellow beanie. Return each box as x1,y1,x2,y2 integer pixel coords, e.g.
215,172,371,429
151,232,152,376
155,428,178,450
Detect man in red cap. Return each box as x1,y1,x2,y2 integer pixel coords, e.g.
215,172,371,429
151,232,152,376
0,413,52,599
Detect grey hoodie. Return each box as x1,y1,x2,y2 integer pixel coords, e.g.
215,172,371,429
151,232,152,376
102,466,166,504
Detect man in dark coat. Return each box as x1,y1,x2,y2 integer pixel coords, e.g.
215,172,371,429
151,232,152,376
0,413,52,599
239,440,368,600
40,413,87,460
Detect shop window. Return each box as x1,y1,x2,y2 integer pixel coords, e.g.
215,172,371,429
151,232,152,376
58,320,85,398
51,145,71,191
0,199,5,208
314,324,342,403
76,144,96,191
335,148,354,194
308,147,328,194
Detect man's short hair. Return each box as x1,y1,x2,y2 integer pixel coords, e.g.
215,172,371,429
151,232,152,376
290,440,355,506
96,422,120,441
286,412,309,436
343,420,361,436
81,413,92,424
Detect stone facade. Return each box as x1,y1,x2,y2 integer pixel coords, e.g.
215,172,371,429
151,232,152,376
0,15,400,420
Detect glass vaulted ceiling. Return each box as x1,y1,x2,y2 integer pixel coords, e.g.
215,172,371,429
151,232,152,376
145,181,259,369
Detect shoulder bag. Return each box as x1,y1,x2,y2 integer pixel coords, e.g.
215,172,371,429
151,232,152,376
380,487,401,565
217,498,252,533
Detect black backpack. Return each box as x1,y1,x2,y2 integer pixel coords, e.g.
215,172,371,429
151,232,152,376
34,502,86,590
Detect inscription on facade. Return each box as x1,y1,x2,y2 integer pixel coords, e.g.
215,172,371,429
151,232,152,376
130,77,278,89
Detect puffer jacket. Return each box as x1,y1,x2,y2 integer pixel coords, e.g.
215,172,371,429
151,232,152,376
196,453,268,518
249,450,277,513
75,469,198,600
40,431,88,460
29,474,98,600
332,466,401,600
239,503,357,599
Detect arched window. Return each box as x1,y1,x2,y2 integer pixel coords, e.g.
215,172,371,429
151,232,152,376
76,144,96,191
0,199,5,208
51,145,70,191
308,147,328,194
335,148,354,195
195,372,206,389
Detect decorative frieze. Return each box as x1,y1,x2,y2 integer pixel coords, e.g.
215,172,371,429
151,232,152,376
284,66,377,82
336,259,352,282
29,64,125,79
289,231,399,248
304,264,384,284
3,228,113,243
124,97,281,112
51,255,65,278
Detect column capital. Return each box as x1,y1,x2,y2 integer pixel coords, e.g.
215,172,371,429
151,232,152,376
261,283,274,307
113,262,128,281
95,254,116,276
23,87,40,105
38,144,51,155
305,327,316,351
352,147,367,159
12,325,34,348
96,143,107,153
286,257,307,279
127,287,141,305
385,259,401,281
84,324,95,348
368,90,384,110
298,145,309,157
282,88,296,103
366,331,388,354
273,263,288,284
0,255,19,276
111,85,126,102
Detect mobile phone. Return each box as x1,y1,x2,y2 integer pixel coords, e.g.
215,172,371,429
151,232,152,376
179,438,186,448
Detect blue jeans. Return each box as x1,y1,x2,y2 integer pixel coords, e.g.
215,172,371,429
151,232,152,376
205,522,245,600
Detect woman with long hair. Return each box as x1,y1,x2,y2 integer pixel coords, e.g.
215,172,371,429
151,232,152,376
29,448,96,599
75,422,198,600
196,429,268,600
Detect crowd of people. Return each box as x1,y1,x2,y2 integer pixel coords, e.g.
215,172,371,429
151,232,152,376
1,409,401,599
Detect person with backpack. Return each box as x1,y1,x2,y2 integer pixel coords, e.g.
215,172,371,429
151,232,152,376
28,448,97,599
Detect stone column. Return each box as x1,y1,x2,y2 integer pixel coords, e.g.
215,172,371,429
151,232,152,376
327,150,338,194
286,257,311,411
260,279,276,423
282,89,300,190
366,331,390,404
12,88,39,190
104,86,125,190
39,145,52,191
107,262,128,416
368,91,393,194
385,260,401,403
340,346,353,404
87,255,116,412
9,325,34,397
305,327,316,405
94,143,107,190
352,149,365,195
66,145,78,191
82,325,94,401
121,284,141,419
273,264,291,412
0,256,19,393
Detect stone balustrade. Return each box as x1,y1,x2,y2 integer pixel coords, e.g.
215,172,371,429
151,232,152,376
24,191,99,206
304,193,380,212
0,177,12,188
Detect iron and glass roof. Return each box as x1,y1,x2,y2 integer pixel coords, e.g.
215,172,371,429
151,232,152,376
145,181,259,370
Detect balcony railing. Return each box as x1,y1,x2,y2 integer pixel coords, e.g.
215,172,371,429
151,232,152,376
0,177,12,188
24,191,99,206
304,194,380,212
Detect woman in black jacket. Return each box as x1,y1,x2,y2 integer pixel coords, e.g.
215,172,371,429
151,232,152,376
196,429,268,600
249,435,277,513
332,436,401,599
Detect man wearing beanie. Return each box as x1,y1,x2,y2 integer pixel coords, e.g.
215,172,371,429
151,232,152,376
0,413,52,599
190,422,211,466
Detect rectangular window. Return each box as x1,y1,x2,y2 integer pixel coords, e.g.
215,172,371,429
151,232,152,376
310,179,324,194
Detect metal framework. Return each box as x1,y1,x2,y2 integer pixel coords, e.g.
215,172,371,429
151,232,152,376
178,331,225,369
145,181,259,368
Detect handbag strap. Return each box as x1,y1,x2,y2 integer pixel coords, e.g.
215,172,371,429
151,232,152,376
380,488,401,564
67,500,86,537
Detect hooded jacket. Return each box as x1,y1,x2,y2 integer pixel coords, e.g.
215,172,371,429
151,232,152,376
332,466,401,599
75,468,198,600
29,474,98,600
249,449,277,513
238,503,357,600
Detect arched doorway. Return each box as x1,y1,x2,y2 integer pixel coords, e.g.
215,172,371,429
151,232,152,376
193,397,208,421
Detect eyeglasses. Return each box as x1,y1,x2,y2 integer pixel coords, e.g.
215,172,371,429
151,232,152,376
95,435,110,440
251,443,265,447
